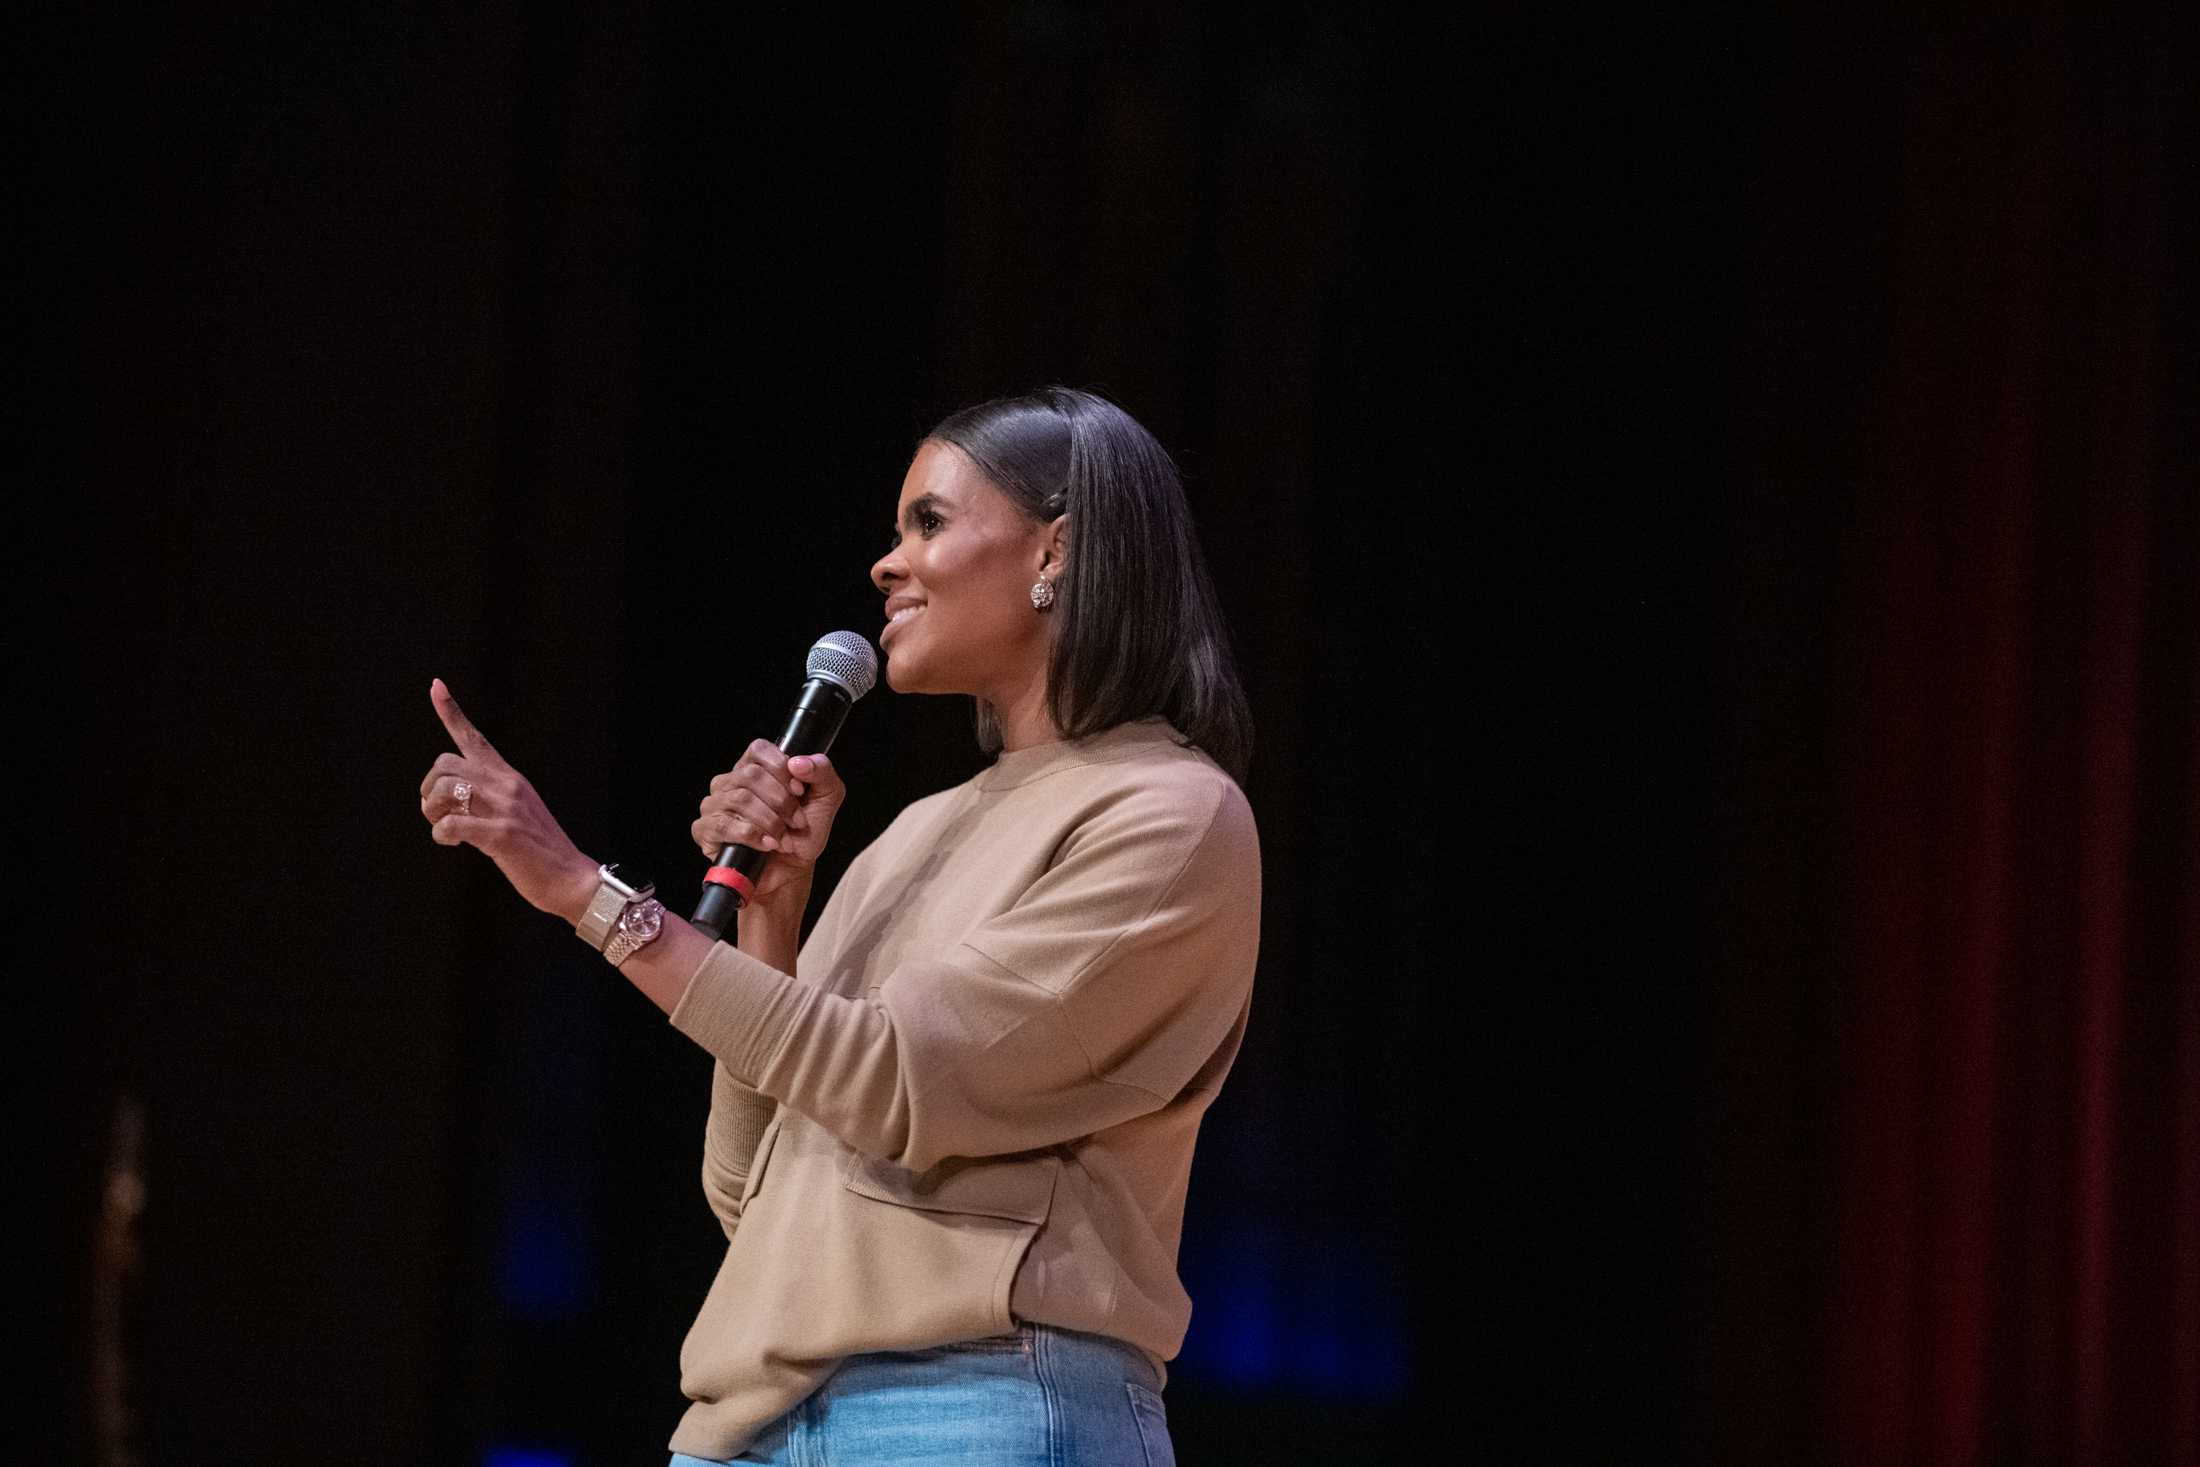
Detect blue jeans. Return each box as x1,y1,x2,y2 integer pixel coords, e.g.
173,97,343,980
668,1321,1175,1466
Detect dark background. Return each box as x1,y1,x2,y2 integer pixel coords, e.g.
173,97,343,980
22,4,2196,1465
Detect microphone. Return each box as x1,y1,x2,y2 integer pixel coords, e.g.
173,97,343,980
690,631,878,941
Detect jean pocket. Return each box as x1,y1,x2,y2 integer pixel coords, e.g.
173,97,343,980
1124,1380,1175,1467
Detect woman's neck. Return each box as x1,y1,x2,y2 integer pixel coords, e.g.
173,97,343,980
989,682,1063,751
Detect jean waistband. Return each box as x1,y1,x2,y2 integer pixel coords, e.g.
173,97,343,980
848,1321,1162,1393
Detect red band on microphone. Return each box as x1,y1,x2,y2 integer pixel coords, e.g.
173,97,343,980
703,865,754,901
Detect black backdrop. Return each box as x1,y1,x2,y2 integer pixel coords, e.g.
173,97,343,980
27,6,1432,1464
23,5,2196,1466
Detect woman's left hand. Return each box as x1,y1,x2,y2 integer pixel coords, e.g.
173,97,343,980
419,678,599,922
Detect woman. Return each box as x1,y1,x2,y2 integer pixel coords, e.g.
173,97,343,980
419,386,1261,1465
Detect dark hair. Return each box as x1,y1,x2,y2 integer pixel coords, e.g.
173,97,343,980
921,385,1255,786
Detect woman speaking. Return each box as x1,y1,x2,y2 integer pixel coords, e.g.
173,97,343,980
418,386,1261,1465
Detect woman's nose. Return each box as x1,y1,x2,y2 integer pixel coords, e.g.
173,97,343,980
870,549,901,594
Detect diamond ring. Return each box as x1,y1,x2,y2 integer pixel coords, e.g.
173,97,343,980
453,780,474,815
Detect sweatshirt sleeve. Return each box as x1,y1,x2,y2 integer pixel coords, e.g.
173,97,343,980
665,775,1261,1173
693,858,863,1241
698,1059,777,1244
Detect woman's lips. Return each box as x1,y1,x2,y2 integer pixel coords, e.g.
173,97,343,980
882,606,922,643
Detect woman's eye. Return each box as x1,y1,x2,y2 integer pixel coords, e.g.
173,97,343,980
885,511,943,552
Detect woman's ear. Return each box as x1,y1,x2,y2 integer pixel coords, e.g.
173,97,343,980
1042,513,1069,576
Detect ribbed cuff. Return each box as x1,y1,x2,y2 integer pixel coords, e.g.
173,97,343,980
667,939,813,1089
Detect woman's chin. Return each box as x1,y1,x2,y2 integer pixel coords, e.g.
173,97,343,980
881,656,922,694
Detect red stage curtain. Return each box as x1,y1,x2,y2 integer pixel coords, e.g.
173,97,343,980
1815,19,2196,1466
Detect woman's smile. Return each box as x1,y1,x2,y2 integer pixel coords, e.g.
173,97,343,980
882,593,926,644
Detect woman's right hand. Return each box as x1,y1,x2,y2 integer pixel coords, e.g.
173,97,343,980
692,740,847,906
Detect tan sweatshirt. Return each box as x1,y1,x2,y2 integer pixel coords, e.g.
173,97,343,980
659,714,1262,1461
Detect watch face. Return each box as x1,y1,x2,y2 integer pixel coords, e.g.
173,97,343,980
622,900,665,939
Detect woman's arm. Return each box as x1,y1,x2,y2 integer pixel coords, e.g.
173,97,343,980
588,903,755,1016
734,878,811,977
619,732,835,1011
664,774,1263,1172
416,677,827,1017
562,872,809,1014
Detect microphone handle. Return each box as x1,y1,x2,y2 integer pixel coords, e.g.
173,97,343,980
690,679,852,940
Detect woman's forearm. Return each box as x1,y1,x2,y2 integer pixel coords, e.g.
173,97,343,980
736,880,811,976
604,909,720,1016
577,877,811,1018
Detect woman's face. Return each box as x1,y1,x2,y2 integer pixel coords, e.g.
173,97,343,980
869,439,1061,701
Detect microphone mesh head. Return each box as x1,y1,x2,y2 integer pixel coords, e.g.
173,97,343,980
808,631,879,700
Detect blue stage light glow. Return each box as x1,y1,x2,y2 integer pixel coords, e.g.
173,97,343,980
495,1181,595,1319
1175,1215,1408,1401
482,1449,574,1467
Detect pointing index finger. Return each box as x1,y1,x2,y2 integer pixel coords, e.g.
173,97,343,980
431,678,505,764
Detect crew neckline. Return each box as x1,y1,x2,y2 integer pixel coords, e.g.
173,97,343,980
973,715,1186,791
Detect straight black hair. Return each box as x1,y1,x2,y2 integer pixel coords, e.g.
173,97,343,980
922,385,1255,787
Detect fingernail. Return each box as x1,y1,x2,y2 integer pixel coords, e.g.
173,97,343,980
790,757,811,773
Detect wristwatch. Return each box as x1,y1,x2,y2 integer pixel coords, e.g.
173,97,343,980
576,862,656,951
603,898,667,967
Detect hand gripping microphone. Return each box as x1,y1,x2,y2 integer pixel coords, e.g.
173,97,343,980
690,631,878,941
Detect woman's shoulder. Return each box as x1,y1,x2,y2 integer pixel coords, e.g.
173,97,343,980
870,721,1254,859
1116,736,1246,806
1109,718,1247,793
1059,730,1258,862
